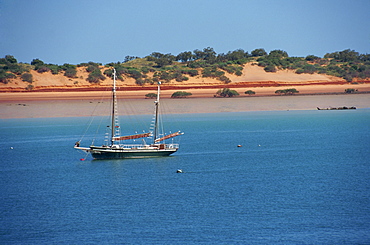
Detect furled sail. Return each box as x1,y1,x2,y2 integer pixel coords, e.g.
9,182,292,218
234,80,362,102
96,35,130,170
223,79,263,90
155,131,183,143
113,132,151,141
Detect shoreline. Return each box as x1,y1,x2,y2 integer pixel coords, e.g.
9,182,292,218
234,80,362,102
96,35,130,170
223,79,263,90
1,92,369,119
1,83,370,101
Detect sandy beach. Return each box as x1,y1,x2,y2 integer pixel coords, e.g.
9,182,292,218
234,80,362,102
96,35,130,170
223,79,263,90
1,89,369,119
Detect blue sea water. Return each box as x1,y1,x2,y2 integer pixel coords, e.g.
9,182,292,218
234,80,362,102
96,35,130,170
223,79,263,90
1,109,370,244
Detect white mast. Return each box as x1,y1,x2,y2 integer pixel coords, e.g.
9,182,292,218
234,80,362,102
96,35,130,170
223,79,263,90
153,82,161,143
111,68,117,145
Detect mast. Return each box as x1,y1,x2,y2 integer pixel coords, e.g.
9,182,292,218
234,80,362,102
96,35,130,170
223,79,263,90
153,82,161,143
111,68,117,145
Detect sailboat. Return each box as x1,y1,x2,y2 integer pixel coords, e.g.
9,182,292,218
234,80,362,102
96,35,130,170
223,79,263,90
74,68,183,159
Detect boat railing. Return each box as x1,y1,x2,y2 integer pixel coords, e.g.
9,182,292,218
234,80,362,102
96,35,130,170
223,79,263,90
119,143,179,149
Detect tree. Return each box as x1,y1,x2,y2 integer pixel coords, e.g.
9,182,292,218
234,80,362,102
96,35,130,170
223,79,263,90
202,47,217,62
193,49,205,60
147,52,175,67
5,55,17,64
324,49,359,62
176,51,194,62
245,90,256,95
124,55,139,63
216,88,239,97
31,58,45,69
268,50,289,58
251,48,267,57
192,47,217,63
305,55,320,61
171,91,192,98
337,49,359,62
156,54,175,67
225,49,249,61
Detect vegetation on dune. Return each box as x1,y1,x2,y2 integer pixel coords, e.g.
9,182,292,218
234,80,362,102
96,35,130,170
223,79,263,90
0,55,30,83
255,48,370,82
1,48,370,89
31,58,78,77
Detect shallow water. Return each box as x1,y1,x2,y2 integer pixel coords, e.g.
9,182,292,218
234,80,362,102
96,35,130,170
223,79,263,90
1,110,370,244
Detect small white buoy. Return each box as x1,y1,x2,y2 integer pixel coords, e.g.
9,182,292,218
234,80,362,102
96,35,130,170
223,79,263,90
176,169,183,173
258,144,261,147
10,147,13,149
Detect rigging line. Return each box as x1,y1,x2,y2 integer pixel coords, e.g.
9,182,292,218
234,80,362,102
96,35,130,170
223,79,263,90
160,98,182,137
121,96,150,134
120,98,138,133
80,87,111,145
79,96,106,143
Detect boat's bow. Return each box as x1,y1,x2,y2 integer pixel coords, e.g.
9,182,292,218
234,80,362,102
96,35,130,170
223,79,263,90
74,146,90,152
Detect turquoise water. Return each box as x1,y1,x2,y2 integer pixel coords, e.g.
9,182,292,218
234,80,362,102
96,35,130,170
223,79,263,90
1,110,370,244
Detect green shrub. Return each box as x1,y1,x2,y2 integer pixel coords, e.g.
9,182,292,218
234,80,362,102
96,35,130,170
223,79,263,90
145,93,157,99
127,68,142,80
37,66,50,73
305,55,320,61
175,76,189,82
245,90,256,95
6,63,29,75
26,84,34,90
21,73,33,83
182,69,198,77
251,48,267,57
275,88,299,95
264,65,277,72
87,69,105,83
0,71,16,84
218,75,231,83
158,71,172,82
31,58,45,70
48,64,62,74
135,78,145,85
171,91,192,98
64,67,77,78
216,88,239,97
345,88,356,93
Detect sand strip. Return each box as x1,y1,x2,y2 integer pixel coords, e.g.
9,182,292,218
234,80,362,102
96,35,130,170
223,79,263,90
1,93,369,119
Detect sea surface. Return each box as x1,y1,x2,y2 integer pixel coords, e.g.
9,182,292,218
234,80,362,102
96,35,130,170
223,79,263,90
1,110,370,244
